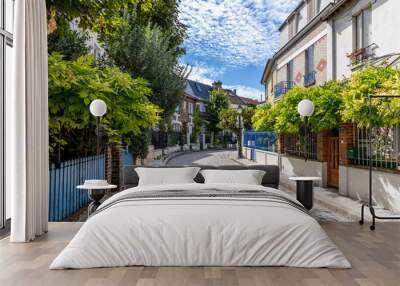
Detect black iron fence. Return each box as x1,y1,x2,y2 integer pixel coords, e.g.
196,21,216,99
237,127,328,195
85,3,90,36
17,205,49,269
284,133,318,160
151,131,182,149
348,125,400,169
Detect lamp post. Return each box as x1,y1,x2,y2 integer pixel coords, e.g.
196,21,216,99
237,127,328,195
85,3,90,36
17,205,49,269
237,105,243,159
297,99,314,162
89,99,107,156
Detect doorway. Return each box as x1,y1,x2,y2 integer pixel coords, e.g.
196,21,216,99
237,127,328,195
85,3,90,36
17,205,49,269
327,137,339,187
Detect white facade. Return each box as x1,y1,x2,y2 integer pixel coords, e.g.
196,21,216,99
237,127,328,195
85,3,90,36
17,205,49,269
328,0,400,80
279,0,332,48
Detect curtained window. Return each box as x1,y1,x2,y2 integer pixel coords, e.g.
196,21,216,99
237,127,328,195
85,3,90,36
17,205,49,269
0,0,14,230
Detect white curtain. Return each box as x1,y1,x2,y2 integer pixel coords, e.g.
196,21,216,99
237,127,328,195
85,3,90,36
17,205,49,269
7,0,49,242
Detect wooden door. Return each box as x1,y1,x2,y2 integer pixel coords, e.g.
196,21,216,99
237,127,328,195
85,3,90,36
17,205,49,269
328,137,339,188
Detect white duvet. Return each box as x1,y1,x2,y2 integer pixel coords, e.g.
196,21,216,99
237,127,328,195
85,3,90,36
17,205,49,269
50,183,351,269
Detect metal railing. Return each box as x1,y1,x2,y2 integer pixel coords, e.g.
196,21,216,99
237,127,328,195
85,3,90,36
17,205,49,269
151,131,181,149
48,154,105,221
244,131,277,152
284,133,318,160
274,81,295,99
303,71,316,86
348,125,400,170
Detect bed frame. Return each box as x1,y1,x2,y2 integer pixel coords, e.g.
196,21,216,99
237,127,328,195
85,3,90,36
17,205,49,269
122,165,280,190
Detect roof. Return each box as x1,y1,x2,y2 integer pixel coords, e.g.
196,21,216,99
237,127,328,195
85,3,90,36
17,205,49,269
185,79,213,101
238,96,260,106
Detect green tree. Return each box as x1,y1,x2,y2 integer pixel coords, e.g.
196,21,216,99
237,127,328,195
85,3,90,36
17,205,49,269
128,130,150,165
207,88,229,145
102,14,189,126
242,105,256,130
192,107,202,142
46,0,159,33
218,108,240,135
252,103,276,131
48,53,160,162
341,67,400,127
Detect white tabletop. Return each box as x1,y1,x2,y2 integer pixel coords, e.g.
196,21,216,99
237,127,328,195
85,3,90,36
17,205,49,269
289,177,321,181
77,184,118,190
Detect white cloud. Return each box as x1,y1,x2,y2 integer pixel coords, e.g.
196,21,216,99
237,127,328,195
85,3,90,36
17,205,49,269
179,0,299,67
225,84,264,101
187,63,226,85
187,63,264,101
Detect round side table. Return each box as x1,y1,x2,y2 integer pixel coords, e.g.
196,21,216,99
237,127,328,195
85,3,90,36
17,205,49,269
288,177,321,210
77,184,117,216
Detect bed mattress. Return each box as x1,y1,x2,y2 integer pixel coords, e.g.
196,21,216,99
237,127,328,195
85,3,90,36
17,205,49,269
50,183,351,269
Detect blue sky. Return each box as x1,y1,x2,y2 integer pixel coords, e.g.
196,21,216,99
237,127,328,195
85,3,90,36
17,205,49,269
179,0,300,100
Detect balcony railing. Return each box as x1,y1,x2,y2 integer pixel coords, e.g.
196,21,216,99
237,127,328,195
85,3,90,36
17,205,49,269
347,43,378,69
274,81,295,99
303,71,316,87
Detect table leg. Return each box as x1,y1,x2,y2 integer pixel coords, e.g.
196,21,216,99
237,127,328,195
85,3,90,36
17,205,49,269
88,190,105,216
296,181,313,210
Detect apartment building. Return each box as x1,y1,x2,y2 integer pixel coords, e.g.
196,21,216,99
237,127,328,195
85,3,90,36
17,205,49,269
259,0,400,210
326,0,400,80
262,0,333,103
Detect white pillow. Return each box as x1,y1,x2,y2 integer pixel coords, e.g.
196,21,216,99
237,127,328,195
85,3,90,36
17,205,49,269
135,167,201,186
200,169,265,185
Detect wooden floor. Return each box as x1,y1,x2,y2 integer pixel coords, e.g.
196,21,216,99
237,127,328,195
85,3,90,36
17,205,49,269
1,222,400,286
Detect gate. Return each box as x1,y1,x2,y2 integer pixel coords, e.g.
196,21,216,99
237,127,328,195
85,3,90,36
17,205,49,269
328,137,339,187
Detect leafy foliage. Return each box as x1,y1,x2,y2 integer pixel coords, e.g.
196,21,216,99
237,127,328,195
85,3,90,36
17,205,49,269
128,129,150,162
341,67,400,127
192,107,202,140
242,105,256,130
252,103,276,131
218,108,240,135
207,88,229,134
253,81,345,134
48,53,160,159
46,0,158,33
48,24,89,60
253,67,400,134
102,13,189,126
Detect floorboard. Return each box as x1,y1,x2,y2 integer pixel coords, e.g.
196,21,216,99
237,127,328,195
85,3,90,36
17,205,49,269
0,222,399,286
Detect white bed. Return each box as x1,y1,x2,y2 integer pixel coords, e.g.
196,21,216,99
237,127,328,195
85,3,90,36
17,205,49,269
50,183,351,269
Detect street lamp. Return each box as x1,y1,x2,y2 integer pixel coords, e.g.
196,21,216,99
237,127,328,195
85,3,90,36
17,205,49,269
89,99,107,156
297,99,314,162
237,105,243,159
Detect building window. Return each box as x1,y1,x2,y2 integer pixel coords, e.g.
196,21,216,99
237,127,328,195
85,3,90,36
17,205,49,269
188,102,193,114
316,0,322,14
307,0,315,21
305,45,314,74
287,60,294,83
354,7,372,50
304,45,316,86
1,0,15,229
294,13,300,33
183,101,187,112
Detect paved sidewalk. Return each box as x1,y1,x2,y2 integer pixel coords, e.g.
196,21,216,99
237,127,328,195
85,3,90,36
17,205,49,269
233,155,397,223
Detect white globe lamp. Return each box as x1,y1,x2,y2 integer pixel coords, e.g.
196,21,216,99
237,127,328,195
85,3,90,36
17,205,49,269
89,99,107,160
297,99,314,162
90,99,107,117
297,99,314,117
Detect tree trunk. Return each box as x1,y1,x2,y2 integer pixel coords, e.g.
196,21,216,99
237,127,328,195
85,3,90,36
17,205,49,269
211,131,214,147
